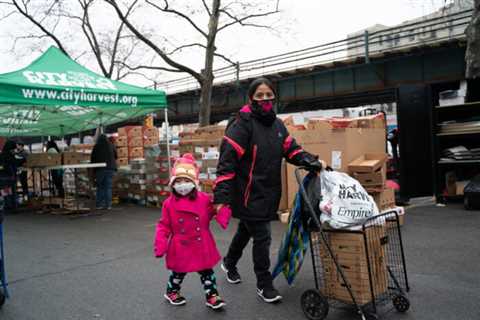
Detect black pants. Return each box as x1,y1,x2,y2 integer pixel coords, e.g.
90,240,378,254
50,170,64,197
19,171,28,198
224,220,272,289
167,269,218,297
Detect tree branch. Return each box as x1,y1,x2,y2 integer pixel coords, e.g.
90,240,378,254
145,0,207,38
115,61,185,73
11,0,69,56
218,7,280,32
105,0,203,84
166,42,205,55
201,0,211,16
107,1,135,78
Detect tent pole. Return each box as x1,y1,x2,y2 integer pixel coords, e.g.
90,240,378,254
164,108,171,175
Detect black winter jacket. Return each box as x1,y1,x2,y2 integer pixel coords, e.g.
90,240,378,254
213,104,317,221
90,140,117,171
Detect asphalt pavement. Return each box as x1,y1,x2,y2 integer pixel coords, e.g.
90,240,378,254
1,202,479,320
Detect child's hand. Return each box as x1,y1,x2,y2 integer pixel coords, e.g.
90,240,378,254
216,206,232,230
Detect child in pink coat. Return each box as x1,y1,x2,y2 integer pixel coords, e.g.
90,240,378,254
154,153,232,309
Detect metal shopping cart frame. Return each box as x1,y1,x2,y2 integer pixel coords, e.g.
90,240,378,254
295,168,410,320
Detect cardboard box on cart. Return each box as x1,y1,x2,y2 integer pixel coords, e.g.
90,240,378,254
284,115,386,210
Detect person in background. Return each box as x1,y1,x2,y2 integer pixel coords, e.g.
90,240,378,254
46,140,64,198
15,141,29,200
90,134,117,210
214,77,324,303
0,140,23,211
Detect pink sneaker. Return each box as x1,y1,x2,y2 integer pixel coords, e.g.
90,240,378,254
206,294,226,310
164,292,186,306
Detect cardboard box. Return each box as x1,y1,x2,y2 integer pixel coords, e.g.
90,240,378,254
352,165,386,187
62,152,90,165
115,136,128,147
128,136,144,148
283,118,385,208
26,153,62,167
116,147,128,158
348,153,388,173
144,136,159,147
118,125,143,137
456,180,470,196
129,147,144,159
372,187,395,211
314,225,388,305
144,127,159,138
445,171,457,196
116,158,129,167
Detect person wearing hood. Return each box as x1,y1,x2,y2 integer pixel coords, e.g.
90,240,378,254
90,134,117,210
214,77,324,303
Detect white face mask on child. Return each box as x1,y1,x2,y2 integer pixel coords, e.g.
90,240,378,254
173,181,196,196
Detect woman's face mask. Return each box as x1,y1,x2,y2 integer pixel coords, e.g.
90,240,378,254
173,181,196,196
253,99,274,112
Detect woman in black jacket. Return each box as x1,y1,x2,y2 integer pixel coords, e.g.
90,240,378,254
90,134,117,210
214,78,322,303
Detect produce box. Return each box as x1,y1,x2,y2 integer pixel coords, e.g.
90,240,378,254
26,153,62,167
117,158,128,167
314,225,388,305
128,137,144,148
117,147,128,158
62,152,90,165
348,153,388,173
352,165,386,188
128,147,144,159
372,187,396,211
115,136,128,147
118,125,143,137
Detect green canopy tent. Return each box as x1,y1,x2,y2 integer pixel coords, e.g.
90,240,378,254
0,46,168,138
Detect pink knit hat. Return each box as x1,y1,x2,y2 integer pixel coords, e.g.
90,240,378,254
169,153,200,187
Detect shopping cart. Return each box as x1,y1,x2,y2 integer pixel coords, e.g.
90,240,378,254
295,168,410,320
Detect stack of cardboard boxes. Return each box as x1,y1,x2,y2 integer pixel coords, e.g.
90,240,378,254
116,126,160,166
145,145,173,207
282,114,387,211
128,159,147,205
179,125,225,196
348,153,395,211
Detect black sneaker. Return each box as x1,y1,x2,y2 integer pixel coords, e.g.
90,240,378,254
221,263,241,284
257,287,282,303
164,291,187,306
206,293,226,310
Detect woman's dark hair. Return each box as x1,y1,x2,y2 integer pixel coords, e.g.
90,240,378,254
2,140,17,154
46,140,60,153
247,77,276,100
95,134,110,148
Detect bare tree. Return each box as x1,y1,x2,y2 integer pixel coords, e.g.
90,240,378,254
106,0,282,126
0,0,144,80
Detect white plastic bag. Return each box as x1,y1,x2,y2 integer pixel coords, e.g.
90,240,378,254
318,170,379,229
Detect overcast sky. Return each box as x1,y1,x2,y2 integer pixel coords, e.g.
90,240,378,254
0,0,450,86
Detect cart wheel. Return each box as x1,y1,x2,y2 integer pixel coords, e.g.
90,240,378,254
301,289,329,320
0,291,5,308
392,294,410,313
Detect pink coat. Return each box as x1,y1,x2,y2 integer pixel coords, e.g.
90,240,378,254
154,192,231,273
